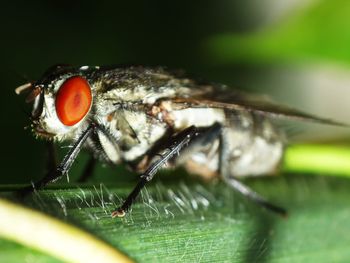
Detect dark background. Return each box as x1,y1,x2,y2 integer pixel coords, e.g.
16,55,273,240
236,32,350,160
1,0,349,184
0,0,264,184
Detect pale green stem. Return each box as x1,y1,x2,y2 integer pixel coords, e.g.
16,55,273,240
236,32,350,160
283,144,350,177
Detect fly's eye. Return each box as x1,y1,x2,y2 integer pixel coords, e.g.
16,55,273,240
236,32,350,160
55,76,92,126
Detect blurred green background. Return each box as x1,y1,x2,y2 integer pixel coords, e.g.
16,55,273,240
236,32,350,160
2,0,350,184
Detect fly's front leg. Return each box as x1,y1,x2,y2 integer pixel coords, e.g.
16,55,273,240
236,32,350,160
112,123,223,218
18,125,95,196
46,140,94,183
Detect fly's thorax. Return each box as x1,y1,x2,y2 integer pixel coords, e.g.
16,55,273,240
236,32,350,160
95,66,195,103
116,110,168,162
102,83,190,105
92,95,169,163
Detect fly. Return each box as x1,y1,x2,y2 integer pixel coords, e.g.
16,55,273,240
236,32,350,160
15,65,345,218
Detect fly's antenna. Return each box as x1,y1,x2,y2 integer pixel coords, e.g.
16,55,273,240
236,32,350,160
9,68,33,95
14,80,33,118
15,82,33,95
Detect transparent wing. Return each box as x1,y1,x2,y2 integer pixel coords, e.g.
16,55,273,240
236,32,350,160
172,85,346,126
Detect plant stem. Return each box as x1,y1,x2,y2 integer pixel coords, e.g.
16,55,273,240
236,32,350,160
283,144,350,177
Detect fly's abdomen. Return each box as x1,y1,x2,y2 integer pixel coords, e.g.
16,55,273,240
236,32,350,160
221,111,285,178
165,106,284,178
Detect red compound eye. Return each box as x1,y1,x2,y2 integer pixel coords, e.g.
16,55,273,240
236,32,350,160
55,76,92,126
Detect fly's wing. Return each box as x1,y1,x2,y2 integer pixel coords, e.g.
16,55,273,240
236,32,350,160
172,84,346,126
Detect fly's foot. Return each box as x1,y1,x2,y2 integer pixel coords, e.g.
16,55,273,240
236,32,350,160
111,208,126,218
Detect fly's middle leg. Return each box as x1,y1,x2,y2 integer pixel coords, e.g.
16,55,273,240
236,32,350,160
112,122,223,217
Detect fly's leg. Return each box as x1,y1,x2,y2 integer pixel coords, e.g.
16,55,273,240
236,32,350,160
219,134,287,217
18,125,95,196
112,123,223,218
46,140,96,183
111,126,197,218
77,156,96,183
222,176,287,216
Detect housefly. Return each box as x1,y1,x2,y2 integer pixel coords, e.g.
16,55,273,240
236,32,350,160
15,65,343,217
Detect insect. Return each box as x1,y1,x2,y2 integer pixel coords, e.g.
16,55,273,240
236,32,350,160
15,65,343,217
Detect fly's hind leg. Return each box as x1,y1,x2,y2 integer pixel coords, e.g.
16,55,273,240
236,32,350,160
219,133,287,217
221,176,287,216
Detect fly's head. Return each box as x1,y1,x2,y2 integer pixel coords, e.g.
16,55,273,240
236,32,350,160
16,65,100,141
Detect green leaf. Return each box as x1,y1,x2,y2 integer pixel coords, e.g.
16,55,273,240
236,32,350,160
1,169,350,262
0,197,132,263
